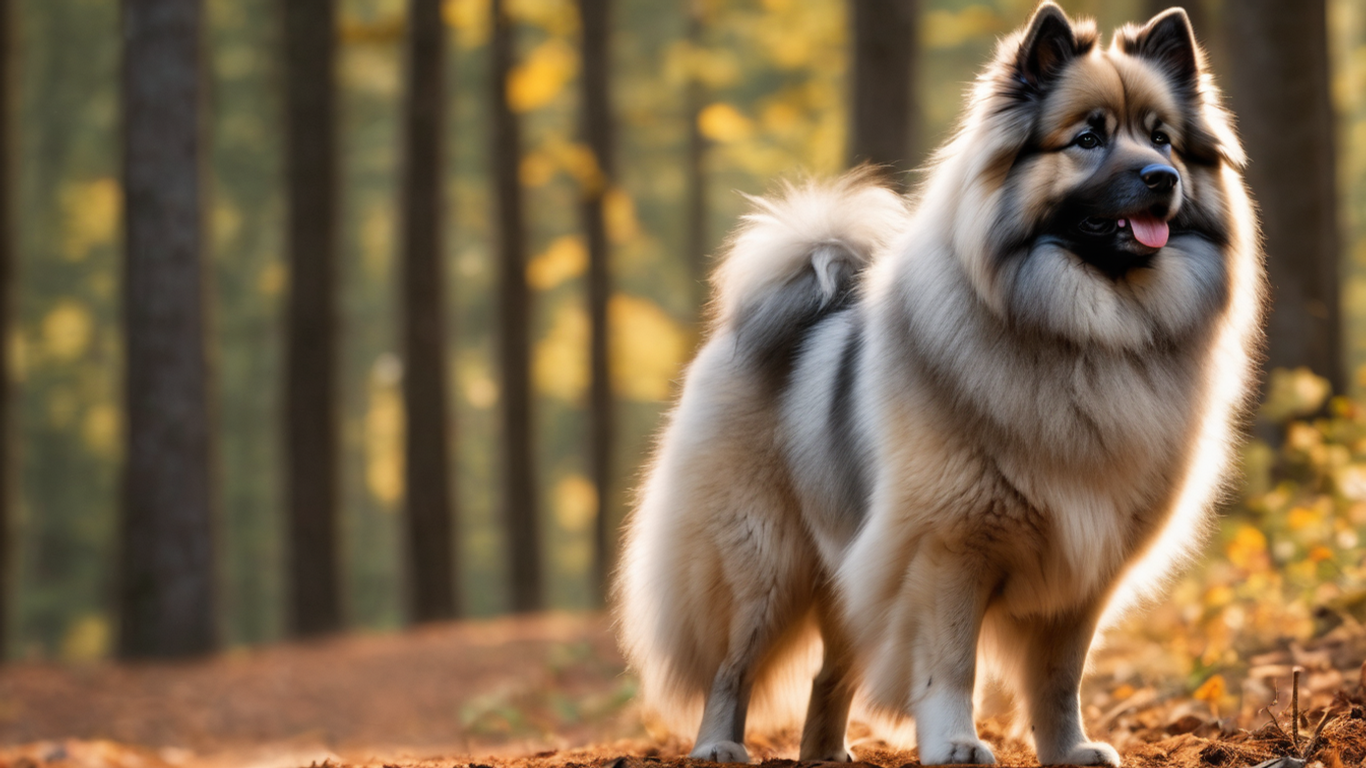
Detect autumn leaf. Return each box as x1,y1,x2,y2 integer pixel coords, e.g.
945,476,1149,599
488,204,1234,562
508,38,578,112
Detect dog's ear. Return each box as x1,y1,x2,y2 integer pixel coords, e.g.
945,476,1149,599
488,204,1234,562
1124,8,1201,91
1016,3,1080,89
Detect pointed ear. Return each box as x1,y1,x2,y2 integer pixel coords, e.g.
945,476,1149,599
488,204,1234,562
1016,3,1080,89
1126,8,1200,89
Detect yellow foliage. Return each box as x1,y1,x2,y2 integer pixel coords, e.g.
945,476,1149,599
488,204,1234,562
60,178,120,262
82,404,119,458
561,143,605,195
527,235,588,290
507,0,577,34
365,355,405,507
60,614,111,662
213,201,242,246
610,294,686,402
922,5,1002,49
535,302,589,401
508,38,578,112
339,15,405,45
520,141,603,192
664,42,741,89
444,0,489,48
362,206,393,278
534,294,686,403
520,150,558,187
698,102,753,143
462,364,499,409
603,188,640,244
553,474,597,534
1192,674,1225,706
1287,505,1322,530
1225,524,1267,570
1202,584,1233,608
1261,366,1332,422
258,262,287,298
42,300,94,362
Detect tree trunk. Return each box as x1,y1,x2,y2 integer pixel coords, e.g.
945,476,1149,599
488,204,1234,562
684,0,708,310
0,0,13,661
578,0,614,602
491,0,541,612
1225,0,1342,392
400,0,457,623
119,0,216,658
283,0,343,636
848,0,919,183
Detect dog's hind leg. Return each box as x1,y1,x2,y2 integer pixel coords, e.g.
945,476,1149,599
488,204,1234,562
689,514,812,763
691,649,757,763
799,598,856,762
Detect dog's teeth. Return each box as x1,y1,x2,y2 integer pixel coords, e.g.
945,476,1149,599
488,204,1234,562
1118,219,1127,227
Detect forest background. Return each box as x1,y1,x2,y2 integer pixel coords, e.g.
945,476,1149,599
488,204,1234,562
1,0,1364,692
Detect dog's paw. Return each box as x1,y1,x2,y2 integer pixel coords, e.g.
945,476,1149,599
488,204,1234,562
689,740,750,764
919,738,997,765
1040,741,1120,767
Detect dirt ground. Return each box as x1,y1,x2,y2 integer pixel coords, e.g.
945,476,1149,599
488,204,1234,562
0,612,1364,768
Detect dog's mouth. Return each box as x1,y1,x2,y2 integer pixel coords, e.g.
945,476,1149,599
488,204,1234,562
1075,212,1169,251
1057,207,1173,277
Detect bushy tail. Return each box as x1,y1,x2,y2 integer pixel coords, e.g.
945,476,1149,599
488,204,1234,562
710,168,909,368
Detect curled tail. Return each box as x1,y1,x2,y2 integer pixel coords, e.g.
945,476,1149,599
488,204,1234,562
710,168,909,372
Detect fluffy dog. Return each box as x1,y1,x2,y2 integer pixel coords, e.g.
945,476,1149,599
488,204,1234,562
615,4,1264,765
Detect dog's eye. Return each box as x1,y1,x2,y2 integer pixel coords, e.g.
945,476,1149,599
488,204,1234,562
1152,130,1170,146
1074,132,1102,149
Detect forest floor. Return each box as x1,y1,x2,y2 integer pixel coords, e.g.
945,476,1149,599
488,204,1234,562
1,612,1366,768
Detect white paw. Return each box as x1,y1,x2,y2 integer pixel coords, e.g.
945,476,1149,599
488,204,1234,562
689,740,750,763
1040,741,1120,767
919,738,997,765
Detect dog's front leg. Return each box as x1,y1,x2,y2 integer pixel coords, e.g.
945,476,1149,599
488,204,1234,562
1018,606,1121,767
908,554,997,766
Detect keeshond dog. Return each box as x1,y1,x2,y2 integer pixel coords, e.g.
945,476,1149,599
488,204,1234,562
616,4,1263,766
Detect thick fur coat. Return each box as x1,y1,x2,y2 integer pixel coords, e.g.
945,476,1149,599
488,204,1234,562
615,5,1265,766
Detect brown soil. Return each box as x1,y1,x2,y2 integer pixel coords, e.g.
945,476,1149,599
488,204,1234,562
0,612,1364,768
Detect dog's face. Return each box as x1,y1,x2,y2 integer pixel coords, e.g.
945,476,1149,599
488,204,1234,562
954,3,1247,348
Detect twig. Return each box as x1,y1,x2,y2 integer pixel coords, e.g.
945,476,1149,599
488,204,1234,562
1291,666,1301,751
1259,679,1292,744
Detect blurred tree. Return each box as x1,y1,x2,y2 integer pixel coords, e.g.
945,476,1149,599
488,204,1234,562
284,0,343,636
118,0,216,658
578,0,614,600
0,0,12,660
400,0,457,622
685,0,708,308
849,0,919,182
492,0,541,612
1226,0,1343,393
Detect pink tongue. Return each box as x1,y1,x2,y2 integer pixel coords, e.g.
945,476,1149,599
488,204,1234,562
1128,213,1169,249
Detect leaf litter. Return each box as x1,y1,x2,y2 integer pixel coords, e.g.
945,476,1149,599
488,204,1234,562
1,613,1366,768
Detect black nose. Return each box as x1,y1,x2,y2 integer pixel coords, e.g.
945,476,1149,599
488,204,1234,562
1140,164,1179,192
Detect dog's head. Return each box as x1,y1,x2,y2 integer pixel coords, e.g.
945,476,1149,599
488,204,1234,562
942,3,1251,349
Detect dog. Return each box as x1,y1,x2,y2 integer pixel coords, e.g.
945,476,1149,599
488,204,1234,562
615,4,1263,765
